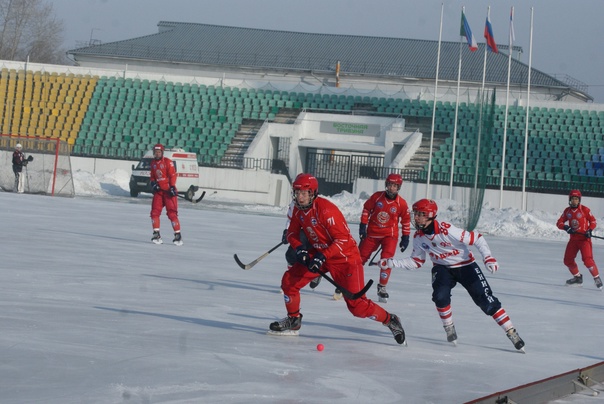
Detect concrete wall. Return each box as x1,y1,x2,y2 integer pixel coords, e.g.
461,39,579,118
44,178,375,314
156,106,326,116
71,156,604,215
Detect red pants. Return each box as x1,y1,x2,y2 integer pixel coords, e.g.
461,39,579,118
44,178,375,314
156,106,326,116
358,236,397,263
280,257,389,323
564,238,599,276
150,191,180,232
359,236,397,286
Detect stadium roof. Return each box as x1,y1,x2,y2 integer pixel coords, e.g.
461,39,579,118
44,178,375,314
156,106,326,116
68,21,585,97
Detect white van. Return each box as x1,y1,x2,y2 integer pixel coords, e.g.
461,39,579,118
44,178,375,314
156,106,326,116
129,148,200,200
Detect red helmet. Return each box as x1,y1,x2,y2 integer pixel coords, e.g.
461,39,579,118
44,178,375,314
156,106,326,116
412,199,438,219
386,173,403,187
385,173,403,197
569,189,581,206
153,143,164,159
292,173,319,210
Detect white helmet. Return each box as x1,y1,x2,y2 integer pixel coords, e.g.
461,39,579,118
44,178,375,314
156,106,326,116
16,143,22,149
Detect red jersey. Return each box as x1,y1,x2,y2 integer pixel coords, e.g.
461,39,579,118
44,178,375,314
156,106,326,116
287,196,359,264
361,191,410,238
150,157,177,191
556,204,597,240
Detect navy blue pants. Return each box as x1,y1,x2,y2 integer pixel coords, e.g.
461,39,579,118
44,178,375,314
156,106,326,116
431,263,501,316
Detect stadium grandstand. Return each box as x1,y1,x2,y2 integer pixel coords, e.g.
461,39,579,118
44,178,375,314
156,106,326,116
0,21,602,214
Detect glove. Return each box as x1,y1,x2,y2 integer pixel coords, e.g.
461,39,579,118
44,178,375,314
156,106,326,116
308,252,326,273
295,246,310,266
484,256,499,273
281,229,288,245
399,235,410,252
564,225,575,234
359,223,367,240
151,181,160,193
585,229,592,238
169,186,177,197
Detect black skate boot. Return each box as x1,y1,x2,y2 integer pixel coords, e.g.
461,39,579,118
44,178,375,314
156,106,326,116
384,313,406,345
506,327,525,352
444,324,458,345
173,232,183,246
377,284,389,303
594,276,603,290
268,314,302,336
151,230,163,244
566,274,583,286
309,276,322,289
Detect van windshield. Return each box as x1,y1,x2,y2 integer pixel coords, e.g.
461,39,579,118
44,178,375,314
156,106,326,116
135,158,153,170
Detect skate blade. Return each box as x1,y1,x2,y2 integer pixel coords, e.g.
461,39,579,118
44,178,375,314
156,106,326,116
450,340,457,346
152,239,163,245
173,240,183,246
267,330,299,336
378,297,388,303
518,347,526,354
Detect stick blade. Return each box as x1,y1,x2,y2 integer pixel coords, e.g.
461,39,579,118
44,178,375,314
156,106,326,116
194,191,206,203
233,254,252,270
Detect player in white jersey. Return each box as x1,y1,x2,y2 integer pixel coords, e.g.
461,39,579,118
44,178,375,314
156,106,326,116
384,199,525,351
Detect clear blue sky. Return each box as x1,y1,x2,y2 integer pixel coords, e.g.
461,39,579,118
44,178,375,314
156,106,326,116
50,0,604,103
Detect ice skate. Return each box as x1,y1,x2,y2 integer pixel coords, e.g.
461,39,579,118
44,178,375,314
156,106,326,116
377,284,389,303
594,276,603,290
151,230,163,244
309,276,321,289
333,288,343,300
268,314,302,336
384,313,406,345
565,274,583,286
444,324,457,346
506,328,525,353
173,232,183,246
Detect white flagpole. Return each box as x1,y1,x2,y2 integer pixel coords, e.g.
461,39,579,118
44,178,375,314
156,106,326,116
449,7,465,199
475,6,490,190
521,7,534,211
426,2,444,199
499,6,514,208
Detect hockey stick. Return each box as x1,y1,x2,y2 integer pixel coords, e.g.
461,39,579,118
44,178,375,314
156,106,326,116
234,242,283,270
576,232,604,240
368,246,383,266
177,191,206,203
317,271,373,300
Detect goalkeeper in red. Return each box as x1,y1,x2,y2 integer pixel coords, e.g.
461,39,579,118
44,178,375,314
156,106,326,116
149,143,183,246
270,173,406,345
556,189,602,289
358,173,411,302
384,199,525,352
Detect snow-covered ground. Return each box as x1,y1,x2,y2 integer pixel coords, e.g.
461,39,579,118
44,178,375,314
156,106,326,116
1,168,603,403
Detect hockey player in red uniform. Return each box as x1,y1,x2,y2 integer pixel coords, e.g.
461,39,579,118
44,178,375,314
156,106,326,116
149,144,183,246
556,190,602,289
270,173,406,345
385,199,525,351
358,173,411,302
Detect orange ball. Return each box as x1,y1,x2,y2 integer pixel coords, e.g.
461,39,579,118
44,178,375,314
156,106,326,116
316,343,324,351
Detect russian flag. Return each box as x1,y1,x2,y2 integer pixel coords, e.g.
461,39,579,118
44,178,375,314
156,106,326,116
484,13,498,53
460,11,478,52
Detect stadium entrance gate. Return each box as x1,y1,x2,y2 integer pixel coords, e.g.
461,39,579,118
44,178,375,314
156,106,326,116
306,151,384,196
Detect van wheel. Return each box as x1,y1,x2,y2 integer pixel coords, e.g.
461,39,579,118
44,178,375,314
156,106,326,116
130,190,139,197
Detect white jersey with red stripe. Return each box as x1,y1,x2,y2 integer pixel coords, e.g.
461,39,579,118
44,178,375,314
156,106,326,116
389,220,493,270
